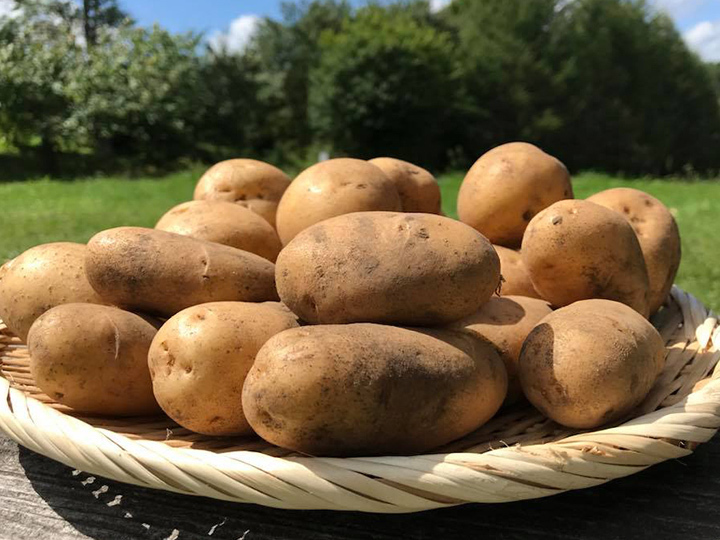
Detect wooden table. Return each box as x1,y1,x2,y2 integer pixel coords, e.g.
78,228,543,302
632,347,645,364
1,432,719,540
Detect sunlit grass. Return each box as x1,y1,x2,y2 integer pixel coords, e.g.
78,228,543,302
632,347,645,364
3,170,719,308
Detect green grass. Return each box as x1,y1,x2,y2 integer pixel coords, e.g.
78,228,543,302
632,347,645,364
2,170,720,309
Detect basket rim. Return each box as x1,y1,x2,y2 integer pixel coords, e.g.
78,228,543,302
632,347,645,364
1,285,719,513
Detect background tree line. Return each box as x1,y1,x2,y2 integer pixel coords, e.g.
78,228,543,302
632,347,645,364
1,0,719,178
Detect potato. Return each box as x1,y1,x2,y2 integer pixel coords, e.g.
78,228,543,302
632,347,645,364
494,245,541,298
522,200,650,317
369,157,441,214
155,200,282,262
242,323,507,456
148,302,299,436
85,227,277,316
457,143,573,247
193,159,291,227
587,188,681,315
452,295,552,405
276,212,501,326
519,299,665,428
275,158,402,244
28,303,160,416
0,243,107,341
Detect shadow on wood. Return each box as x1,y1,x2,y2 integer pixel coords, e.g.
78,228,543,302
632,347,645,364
16,438,720,540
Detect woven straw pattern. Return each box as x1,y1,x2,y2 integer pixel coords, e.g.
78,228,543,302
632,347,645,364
1,285,720,513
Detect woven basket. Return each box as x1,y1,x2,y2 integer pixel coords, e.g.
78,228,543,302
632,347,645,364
1,285,720,513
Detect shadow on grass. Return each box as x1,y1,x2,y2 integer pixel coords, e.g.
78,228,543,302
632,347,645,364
0,153,192,182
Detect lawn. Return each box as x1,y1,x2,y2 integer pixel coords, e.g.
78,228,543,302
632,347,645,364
2,170,720,309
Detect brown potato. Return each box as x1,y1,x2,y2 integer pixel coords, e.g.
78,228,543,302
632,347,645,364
275,158,402,244
494,245,541,298
155,200,282,262
276,212,501,326
369,157,441,214
458,142,573,247
587,188,681,315
85,227,277,317
0,243,108,341
148,302,299,436
193,159,291,227
452,295,552,405
522,200,650,317
519,299,665,429
28,303,160,416
242,323,507,456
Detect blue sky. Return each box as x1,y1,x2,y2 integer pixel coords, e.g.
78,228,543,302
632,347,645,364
116,0,720,61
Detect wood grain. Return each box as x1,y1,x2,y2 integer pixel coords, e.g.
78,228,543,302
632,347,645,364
2,433,720,540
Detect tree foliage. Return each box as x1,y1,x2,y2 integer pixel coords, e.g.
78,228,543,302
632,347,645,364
0,0,719,175
309,3,458,167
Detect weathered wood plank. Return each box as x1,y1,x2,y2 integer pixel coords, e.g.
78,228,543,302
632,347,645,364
2,433,720,539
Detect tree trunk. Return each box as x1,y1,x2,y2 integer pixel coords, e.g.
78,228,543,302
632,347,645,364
40,130,58,176
83,0,96,48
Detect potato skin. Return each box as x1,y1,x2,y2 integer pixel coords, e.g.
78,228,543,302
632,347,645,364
494,245,541,299
28,303,160,416
369,157,441,214
193,159,291,227
522,200,650,317
242,324,507,456
155,200,282,262
276,212,501,326
275,158,402,244
85,227,277,317
587,188,681,315
0,243,107,341
519,299,665,429
458,143,573,248
452,295,552,405
148,302,299,436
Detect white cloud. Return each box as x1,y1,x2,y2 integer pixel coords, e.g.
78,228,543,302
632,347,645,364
0,0,21,19
429,0,451,13
684,19,720,61
208,14,260,54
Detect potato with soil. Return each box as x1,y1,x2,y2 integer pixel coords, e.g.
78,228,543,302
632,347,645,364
275,158,402,244
587,188,681,315
28,303,160,416
369,157,441,214
276,212,501,326
85,227,277,317
148,302,299,436
494,245,541,298
0,243,108,341
193,159,291,227
242,323,507,456
452,295,552,404
522,200,650,317
457,143,573,247
155,200,282,262
519,299,665,429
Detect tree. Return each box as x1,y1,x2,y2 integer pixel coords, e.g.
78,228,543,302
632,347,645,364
0,0,84,172
246,1,352,155
81,0,129,47
196,50,268,159
544,0,720,174
440,0,561,164
72,25,206,166
309,3,458,168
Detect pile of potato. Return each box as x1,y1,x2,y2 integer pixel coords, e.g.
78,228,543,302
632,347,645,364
0,145,681,457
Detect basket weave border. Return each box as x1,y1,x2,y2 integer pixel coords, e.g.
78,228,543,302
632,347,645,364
1,285,719,513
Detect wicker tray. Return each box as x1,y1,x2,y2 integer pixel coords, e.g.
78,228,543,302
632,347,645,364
1,285,719,513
